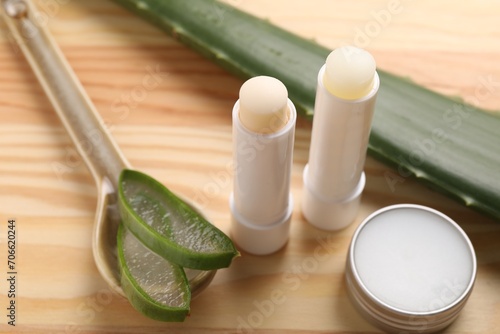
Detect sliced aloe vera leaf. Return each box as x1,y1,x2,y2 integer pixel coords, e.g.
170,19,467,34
118,169,239,270
117,224,190,322
114,0,500,220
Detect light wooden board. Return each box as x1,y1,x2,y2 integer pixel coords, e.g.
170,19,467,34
1,0,500,333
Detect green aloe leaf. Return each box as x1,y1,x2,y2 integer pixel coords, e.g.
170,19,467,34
114,0,500,220
118,169,239,270
117,224,191,322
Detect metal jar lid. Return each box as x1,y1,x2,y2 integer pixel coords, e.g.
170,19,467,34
345,204,477,333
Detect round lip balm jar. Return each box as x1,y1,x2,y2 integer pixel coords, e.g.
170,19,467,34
346,204,477,333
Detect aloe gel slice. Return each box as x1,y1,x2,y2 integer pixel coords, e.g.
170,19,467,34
114,0,500,220
118,169,239,270
118,224,191,322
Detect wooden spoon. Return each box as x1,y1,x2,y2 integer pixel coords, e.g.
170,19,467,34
1,0,216,297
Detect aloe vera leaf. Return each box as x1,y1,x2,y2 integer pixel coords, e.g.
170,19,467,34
118,169,239,270
117,224,191,322
114,0,500,220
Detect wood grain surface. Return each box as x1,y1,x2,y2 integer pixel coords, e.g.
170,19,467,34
1,0,500,333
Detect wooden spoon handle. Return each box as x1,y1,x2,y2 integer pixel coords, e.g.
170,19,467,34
1,0,129,188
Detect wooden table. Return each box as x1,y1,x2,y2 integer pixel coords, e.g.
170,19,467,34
1,1,499,333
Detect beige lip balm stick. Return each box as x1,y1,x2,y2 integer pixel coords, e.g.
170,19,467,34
230,76,297,255
302,46,379,230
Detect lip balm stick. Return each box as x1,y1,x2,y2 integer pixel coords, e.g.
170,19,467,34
230,76,297,255
302,46,379,230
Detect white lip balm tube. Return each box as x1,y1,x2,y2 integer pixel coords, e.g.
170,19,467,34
230,76,297,255
302,46,379,230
